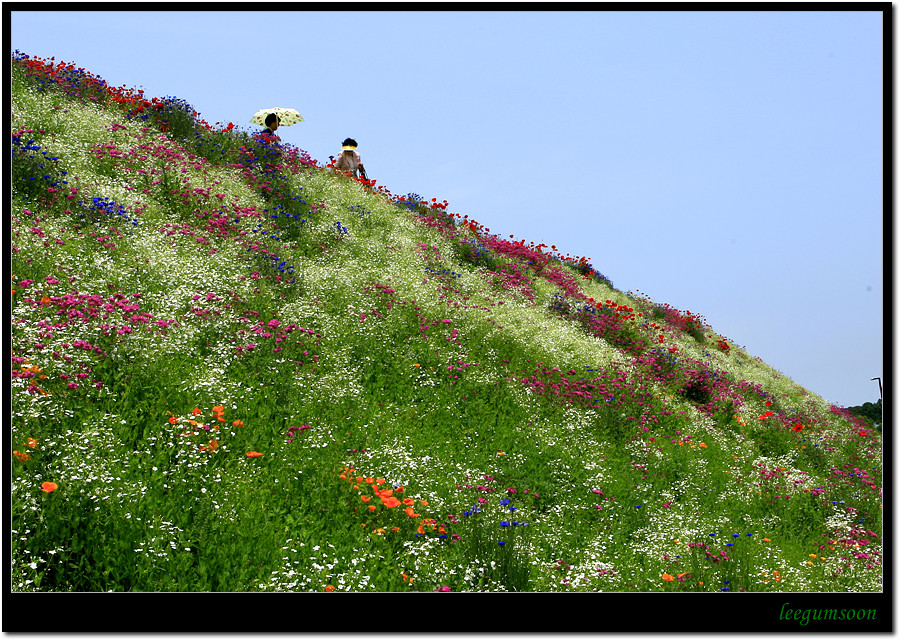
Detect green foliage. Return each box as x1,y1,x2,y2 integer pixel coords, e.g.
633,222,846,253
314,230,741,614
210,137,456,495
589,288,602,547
847,399,882,429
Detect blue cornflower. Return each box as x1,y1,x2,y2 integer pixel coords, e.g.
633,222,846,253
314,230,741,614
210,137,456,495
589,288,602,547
500,521,510,527
709,533,716,537
509,506,517,511
498,541,506,546
732,533,740,538
726,543,734,547
499,499,510,506
747,533,753,537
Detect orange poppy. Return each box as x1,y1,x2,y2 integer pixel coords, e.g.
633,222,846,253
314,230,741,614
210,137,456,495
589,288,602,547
360,496,371,502
232,420,244,428
403,498,415,506
246,451,263,458
376,478,385,485
168,416,178,424
324,585,335,592
41,482,58,493
192,407,202,416
368,505,376,512
365,477,375,484
420,500,429,506
404,507,420,518
662,573,674,582
380,496,402,509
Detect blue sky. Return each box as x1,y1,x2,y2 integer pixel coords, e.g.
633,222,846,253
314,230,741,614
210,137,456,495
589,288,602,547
9,8,885,409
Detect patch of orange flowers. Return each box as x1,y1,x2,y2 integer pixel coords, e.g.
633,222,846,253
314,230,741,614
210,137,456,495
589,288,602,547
169,405,247,454
13,437,39,461
337,466,443,541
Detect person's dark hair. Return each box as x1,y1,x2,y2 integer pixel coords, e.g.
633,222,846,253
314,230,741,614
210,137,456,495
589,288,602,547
265,113,279,127
342,138,358,147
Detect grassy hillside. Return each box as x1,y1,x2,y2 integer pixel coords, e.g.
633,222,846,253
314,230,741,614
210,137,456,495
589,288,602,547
10,51,883,595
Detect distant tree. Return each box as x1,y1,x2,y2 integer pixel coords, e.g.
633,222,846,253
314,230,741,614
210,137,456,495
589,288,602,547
847,399,883,432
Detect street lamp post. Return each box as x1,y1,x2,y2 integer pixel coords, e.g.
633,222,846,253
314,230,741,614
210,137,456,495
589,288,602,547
870,377,882,401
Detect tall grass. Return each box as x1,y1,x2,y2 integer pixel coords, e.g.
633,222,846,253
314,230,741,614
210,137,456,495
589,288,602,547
10,50,882,596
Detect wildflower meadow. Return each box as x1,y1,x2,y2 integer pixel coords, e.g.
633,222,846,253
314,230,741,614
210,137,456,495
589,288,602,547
8,51,885,629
